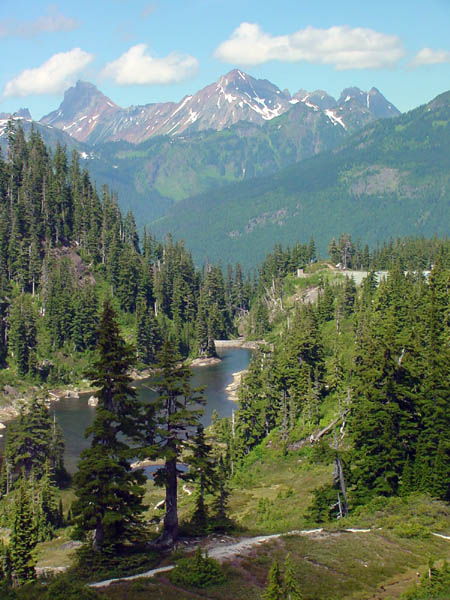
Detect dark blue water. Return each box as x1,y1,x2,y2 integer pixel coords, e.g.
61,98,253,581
48,347,250,473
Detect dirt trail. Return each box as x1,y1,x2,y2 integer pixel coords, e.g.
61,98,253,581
89,528,368,588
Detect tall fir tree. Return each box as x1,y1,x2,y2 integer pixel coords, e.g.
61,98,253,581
9,477,36,584
186,424,217,532
284,554,303,600
262,559,284,600
73,300,146,552
151,340,205,547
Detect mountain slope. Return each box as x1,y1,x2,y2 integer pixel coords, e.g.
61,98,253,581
80,87,398,219
151,90,450,268
0,113,87,154
40,70,293,144
93,99,348,209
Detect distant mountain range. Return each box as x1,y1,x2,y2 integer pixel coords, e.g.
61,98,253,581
4,72,448,268
0,70,401,227
37,70,399,144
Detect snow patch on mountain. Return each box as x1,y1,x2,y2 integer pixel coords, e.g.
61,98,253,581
325,109,347,129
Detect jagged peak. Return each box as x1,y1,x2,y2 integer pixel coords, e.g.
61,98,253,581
224,68,249,80
338,87,365,104
0,108,32,120
62,80,118,106
73,80,99,90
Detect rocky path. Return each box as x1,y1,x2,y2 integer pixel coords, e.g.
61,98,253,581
89,528,371,588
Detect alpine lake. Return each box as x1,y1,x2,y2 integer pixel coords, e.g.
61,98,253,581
19,346,251,474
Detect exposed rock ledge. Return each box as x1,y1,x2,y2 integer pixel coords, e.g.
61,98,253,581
215,338,263,349
189,356,222,367
130,458,165,469
225,369,248,402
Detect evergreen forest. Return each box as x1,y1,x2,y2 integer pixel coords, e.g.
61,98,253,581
0,125,449,599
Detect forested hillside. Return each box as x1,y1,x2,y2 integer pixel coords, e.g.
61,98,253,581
228,239,450,511
152,90,450,268
0,123,253,392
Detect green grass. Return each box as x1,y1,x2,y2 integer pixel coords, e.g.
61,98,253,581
31,449,450,599
35,532,80,569
98,526,450,600
229,444,332,534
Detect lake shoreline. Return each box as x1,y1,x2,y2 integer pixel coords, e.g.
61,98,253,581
225,369,248,402
1,346,253,471
188,356,222,367
0,342,255,425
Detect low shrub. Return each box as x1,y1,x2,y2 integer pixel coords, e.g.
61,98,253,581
393,521,430,539
0,575,102,599
169,546,226,588
71,544,159,582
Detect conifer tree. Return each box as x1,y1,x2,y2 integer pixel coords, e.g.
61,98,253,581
340,275,356,317
152,340,205,547
211,455,231,530
5,398,65,481
9,477,36,584
284,554,303,600
350,276,420,503
72,285,98,352
195,289,217,357
116,246,139,312
8,295,36,376
262,559,283,600
317,279,335,323
186,424,217,532
34,461,60,541
413,262,450,500
73,299,146,552
0,539,12,586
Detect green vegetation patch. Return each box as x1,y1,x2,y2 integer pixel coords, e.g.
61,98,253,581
169,547,226,588
230,445,332,534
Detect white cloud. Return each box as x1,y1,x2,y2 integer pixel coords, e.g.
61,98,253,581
3,48,94,98
411,47,450,67
215,23,405,70
0,9,79,38
101,44,199,85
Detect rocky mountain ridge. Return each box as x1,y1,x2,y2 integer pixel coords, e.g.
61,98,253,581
37,70,400,145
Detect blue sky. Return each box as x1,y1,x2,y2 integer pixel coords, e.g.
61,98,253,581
1,0,449,119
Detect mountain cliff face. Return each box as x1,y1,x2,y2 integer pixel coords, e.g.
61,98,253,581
40,81,120,141
291,85,401,132
96,98,348,210
39,70,293,144
39,71,400,145
89,69,295,144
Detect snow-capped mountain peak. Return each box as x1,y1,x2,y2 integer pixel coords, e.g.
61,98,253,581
38,74,400,145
